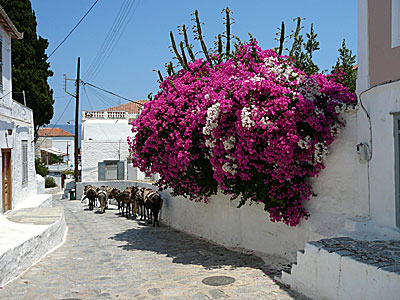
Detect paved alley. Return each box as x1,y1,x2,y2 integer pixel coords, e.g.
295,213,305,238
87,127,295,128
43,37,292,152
0,196,309,300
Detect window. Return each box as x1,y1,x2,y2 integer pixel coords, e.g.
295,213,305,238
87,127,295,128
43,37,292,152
22,140,28,185
98,160,124,181
393,0,400,48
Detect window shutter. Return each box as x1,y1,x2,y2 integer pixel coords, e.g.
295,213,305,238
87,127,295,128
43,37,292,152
98,162,106,181
117,161,125,180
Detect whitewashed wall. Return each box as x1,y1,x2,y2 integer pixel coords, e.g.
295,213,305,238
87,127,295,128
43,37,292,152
82,119,133,140
159,112,363,260
357,81,400,230
81,140,147,182
0,101,38,213
51,136,74,163
81,119,146,182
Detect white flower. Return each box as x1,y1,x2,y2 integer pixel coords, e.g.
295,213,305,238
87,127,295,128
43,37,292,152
298,135,311,149
205,139,216,148
223,136,236,151
241,106,255,128
203,102,221,136
222,162,237,175
204,94,210,100
250,74,264,83
314,142,329,164
260,116,270,126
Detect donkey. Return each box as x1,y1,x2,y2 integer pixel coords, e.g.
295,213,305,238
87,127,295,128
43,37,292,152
144,189,163,227
96,185,109,214
130,186,140,218
109,188,131,217
83,185,97,211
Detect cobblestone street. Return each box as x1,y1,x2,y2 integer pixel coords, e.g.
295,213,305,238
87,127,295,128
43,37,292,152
0,196,309,300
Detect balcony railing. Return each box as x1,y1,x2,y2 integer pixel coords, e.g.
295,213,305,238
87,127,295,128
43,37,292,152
82,110,128,120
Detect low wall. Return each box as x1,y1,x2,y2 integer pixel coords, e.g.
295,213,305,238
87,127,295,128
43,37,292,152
78,112,363,260
0,206,66,286
159,112,363,260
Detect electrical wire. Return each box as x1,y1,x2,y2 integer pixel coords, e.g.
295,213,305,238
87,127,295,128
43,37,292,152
37,96,74,148
89,0,141,80
82,81,145,106
82,86,111,140
83,0,134,80
83,0,140,81
48,0,100,58
86,86,116,108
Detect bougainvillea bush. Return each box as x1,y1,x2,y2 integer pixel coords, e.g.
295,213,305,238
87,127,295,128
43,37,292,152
129,39,356,226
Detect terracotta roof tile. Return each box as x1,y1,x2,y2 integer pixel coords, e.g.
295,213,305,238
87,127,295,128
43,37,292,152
38,128,74,137
102,100,149,114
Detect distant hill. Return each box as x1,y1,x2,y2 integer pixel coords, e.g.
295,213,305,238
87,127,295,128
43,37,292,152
47,124,81,147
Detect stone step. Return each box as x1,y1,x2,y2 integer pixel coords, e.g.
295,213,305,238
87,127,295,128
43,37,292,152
0,202,67,286
282,237,400,300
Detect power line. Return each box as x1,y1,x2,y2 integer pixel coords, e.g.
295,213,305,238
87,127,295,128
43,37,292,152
82,81,145,106
37,96,74,148
83,0,140,81
89,0,140,80
83,0,133,80
82,86,111,140
48,0,100,58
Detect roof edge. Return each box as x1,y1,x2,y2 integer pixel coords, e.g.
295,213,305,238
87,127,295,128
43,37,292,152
0,5,23,39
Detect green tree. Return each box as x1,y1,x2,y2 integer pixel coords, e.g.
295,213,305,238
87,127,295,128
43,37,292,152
0,0,54,139
35,158,48,176
330,39,357,93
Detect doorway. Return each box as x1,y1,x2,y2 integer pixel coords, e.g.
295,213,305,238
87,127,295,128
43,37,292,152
2,149,12,212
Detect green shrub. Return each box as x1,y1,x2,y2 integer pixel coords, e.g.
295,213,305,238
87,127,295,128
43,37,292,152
35,158,48,176
62,169,74,176
45,176,56,188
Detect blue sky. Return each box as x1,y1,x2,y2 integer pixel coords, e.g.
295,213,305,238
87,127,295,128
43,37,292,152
30,0,357,126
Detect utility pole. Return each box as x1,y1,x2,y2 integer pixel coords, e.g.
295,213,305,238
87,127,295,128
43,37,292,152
74,57,80,185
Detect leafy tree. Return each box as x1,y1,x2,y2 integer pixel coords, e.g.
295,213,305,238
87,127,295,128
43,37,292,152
0,0,54,139
330,39,357,93
35,158,48,176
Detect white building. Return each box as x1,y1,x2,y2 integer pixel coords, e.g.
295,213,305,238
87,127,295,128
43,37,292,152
81,101,149,182
0,6,41,213
36,128,74,165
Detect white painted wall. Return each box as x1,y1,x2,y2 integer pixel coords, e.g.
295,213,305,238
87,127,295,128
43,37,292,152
283,243,400,300
0,101,38,213
81,118,146,182
357,81,400,230
82,119,132,140
0,31,12,110
50,136,74,164
81,139,147,182
0,25,41,213
152,112,363,259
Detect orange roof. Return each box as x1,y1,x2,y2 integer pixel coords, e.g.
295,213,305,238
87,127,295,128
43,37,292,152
102,100,149,114
38,128,74,137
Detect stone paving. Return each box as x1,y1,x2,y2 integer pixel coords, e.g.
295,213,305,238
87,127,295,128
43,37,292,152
0,197,310,300
309,237,400,274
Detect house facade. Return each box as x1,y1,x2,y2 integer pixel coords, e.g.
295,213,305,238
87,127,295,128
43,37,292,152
0,6,40,213
357,0,400,231
36,128,75,164
81,101,149,182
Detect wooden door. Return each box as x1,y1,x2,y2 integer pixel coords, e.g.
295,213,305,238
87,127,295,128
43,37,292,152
2,149,12,212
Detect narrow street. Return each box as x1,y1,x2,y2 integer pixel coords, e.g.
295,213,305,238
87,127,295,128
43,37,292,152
1,196,309,300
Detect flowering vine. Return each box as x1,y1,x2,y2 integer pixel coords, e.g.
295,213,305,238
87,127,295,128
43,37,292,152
128,13,356,226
